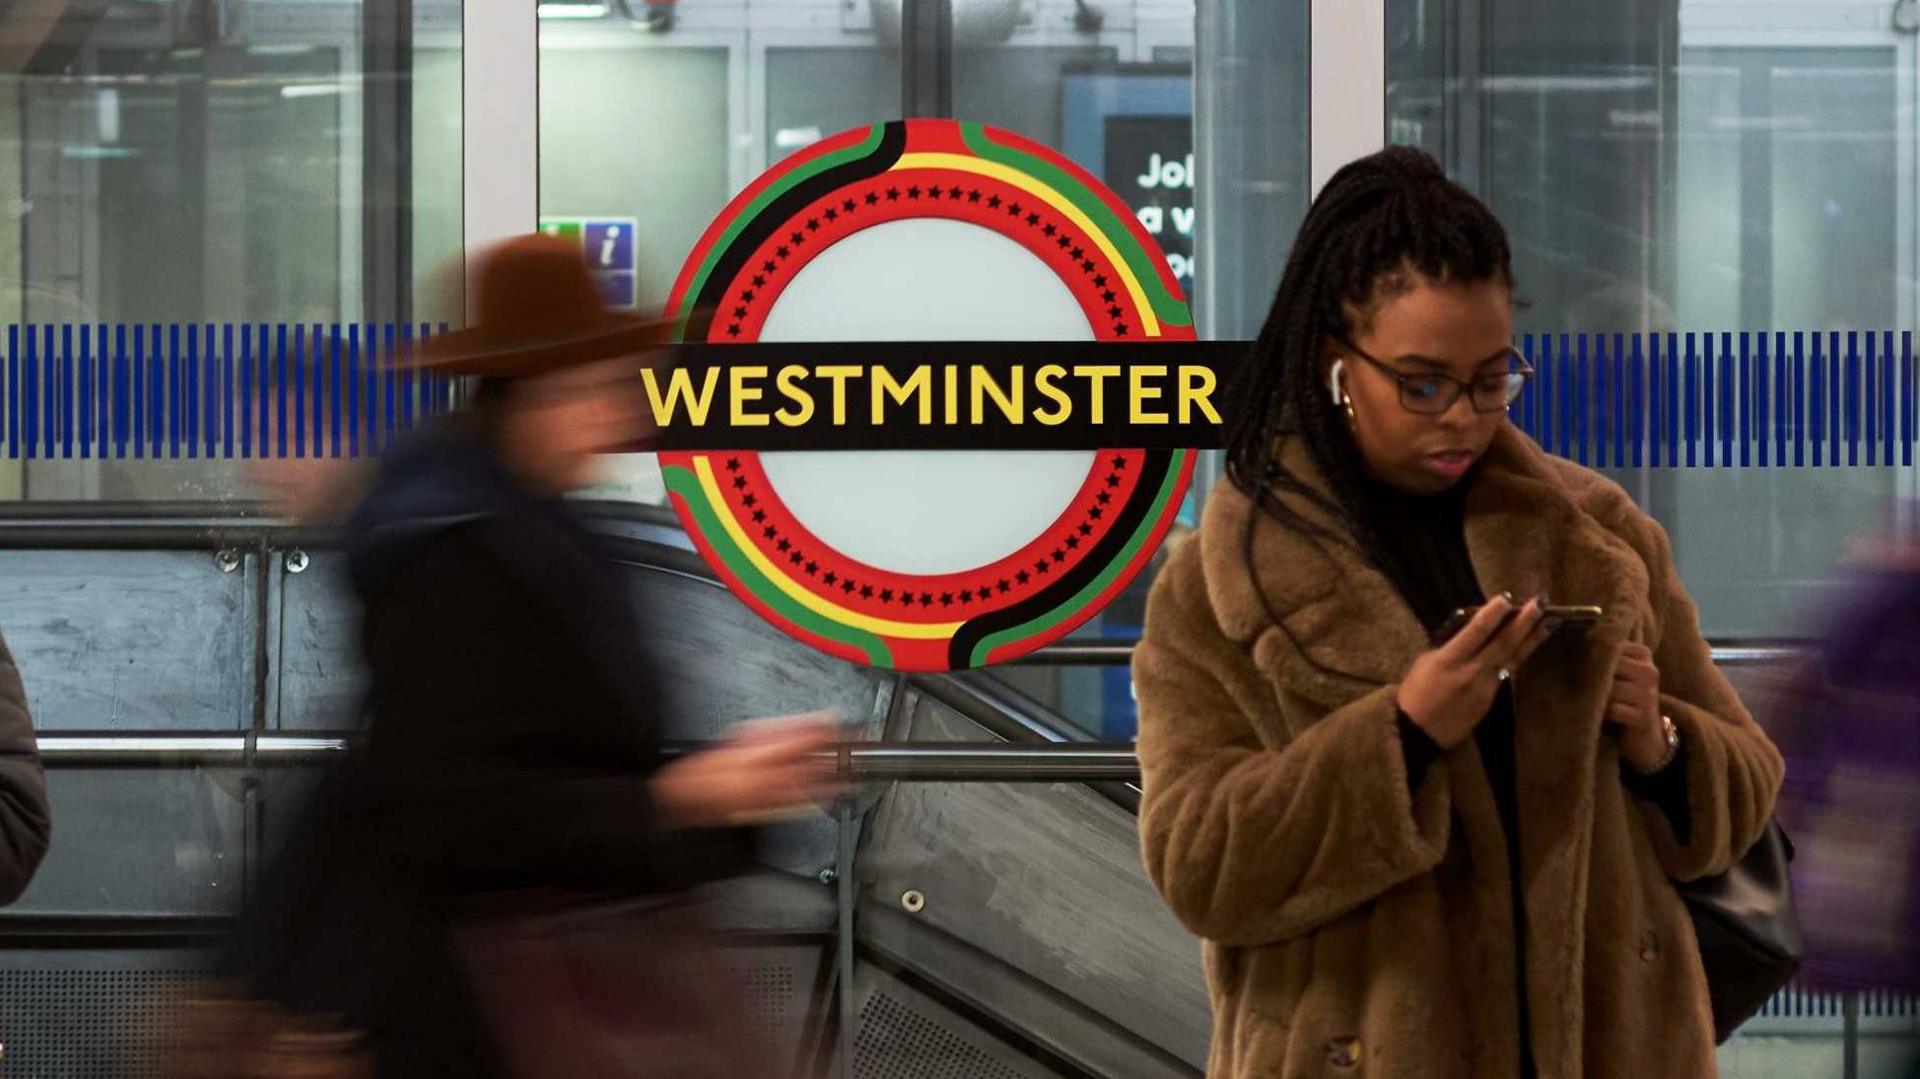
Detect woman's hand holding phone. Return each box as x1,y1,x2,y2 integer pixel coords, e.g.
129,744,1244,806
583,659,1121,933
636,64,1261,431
1396,595,1554,749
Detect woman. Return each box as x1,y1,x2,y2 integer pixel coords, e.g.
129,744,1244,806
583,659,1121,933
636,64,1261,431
1133,147,1783,1078
228,235,839,1078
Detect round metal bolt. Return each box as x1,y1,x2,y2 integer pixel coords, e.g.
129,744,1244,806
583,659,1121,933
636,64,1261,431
214,549,242,574
285,550,310,574
900,889,926,914
817,868,837,885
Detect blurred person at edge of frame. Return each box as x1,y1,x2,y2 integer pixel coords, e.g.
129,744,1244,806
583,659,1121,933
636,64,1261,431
196,234,844,1079
1768,520,1920,1003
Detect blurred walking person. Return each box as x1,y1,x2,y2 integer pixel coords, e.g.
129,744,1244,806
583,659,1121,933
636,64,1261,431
202,235,840,1079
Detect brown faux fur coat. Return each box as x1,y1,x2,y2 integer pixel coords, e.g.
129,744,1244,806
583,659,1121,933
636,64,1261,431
1134,425,1783,1079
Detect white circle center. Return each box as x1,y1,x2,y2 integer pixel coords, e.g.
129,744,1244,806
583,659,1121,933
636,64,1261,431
756,217,1096,577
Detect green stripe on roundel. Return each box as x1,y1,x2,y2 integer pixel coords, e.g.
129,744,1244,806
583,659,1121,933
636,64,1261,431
967,450,1188,668
671,125,889,340
959,122,1192,330
663,465,892,666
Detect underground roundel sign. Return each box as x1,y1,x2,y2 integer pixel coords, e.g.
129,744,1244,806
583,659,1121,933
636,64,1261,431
659,119,1197,671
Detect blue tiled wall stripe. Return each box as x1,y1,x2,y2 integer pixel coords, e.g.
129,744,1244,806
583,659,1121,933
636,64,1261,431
2,326,1917,463
1504,331,1918,469
0,323,454,459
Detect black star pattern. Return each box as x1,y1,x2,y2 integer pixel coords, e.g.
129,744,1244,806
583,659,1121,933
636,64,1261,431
959,589,974,603
918,593,934,607
742,494,757,507
732,475,747,490
987,195,1001,208
948,186,963,200
1107,305,1123,319
1112,456,1128,469
790,231,804,244
1094,275,1108,288
725,458,741,471
927,186,942,200
887,187,901,200
842,581,856,595
1089,506,1105,520
1101,290,1116,303
1016,570,1031,585
777,538,791,552
1070,247,1085,260
739,291,754,303
776,246,790,259
824,209,838,222
1081,260,1096,273
789,551,803,565
939,593,954,607
1106,475,1122,489
763,526,777,540
967,189,982,204
1096,491,1112,505
1077,523,1093,537
1042,223,1057,237
1009,203,1023,216
881,589,894,603
727,324,741,337
1065,536,1080,550
907,186,922,199
1051,549,1066,563
752,275,766,287
806,219,820,233
1056,236,1071,250
1114,323,1129,336
1026,213,1041,226
751,509,767,524
823,571,838,586
734,306,748,319
997,579,1012,594
1035,560,1050,575
843,198,856,212
804,561,818,576
860,585,874,599
764,260,777,274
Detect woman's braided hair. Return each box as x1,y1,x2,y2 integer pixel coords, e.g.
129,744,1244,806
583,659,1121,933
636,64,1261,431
1224,145,1515,577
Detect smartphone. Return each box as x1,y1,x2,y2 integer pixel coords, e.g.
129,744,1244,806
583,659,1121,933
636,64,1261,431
1432,603,1603,646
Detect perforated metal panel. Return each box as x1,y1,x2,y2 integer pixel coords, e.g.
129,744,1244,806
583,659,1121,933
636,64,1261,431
855,991,1030,1079
0,962,208,1078
731,960,795,1047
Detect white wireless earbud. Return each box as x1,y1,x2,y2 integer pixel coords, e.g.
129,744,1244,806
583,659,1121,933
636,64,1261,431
1327,359,1347,408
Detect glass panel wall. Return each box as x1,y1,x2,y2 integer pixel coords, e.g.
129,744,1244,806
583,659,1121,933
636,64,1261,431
0,0,464,501
1387,0,1913,639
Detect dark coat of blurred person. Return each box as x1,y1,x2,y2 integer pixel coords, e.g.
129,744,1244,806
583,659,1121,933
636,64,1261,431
0,627,50,903
229,235,839,1079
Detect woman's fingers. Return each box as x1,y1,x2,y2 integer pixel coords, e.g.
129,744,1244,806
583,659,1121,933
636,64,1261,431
1482,599,1547,672
1441,595,1517,661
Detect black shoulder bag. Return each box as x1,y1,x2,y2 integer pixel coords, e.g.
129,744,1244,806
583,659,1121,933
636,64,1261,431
1678,818,1802,1043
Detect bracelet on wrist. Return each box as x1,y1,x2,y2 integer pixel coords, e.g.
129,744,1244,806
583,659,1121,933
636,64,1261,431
1627,713,1681,776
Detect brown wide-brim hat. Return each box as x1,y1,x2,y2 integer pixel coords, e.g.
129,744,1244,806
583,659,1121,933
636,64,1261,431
415,233,677,379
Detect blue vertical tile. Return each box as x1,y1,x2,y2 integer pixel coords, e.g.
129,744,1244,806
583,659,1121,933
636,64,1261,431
1690,333,1704,468
1736,331,1749,467
1904,331,1915,467
1631,333,1645,468
1830,331,1843,466
1811,332,1825,467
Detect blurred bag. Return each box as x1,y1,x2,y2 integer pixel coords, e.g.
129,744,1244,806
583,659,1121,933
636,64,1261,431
1678,818,1802,1043
454,891,778,1079
157,981,371,1079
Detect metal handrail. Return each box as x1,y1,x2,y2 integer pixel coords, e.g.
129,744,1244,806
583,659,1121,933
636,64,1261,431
33,735,1143,782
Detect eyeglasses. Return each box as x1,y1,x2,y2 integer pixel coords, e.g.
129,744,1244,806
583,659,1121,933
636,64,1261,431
1336,339,1533,416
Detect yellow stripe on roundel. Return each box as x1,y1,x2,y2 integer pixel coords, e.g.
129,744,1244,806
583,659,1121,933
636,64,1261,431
890,152,1161,338
692,457,965,641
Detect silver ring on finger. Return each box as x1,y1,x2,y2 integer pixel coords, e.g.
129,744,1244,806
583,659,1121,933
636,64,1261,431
1496,667,1512,683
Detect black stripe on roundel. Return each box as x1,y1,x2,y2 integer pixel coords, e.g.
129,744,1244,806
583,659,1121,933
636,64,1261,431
690,122,909,325
946,449,1176,669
